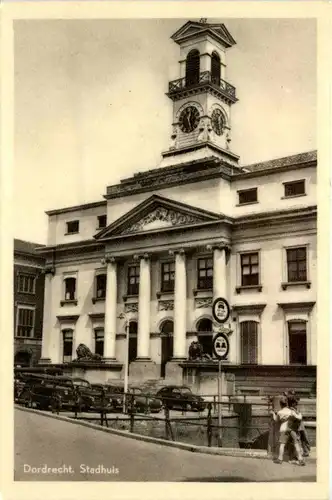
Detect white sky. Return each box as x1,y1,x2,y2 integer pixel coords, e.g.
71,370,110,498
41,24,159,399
14,18,316,244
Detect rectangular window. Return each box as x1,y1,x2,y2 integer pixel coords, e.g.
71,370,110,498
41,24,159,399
286,247,307,282
197,258,213,290
241,252,259,286
97,215,107,229
95,329,104,357
240,321,258,364
17,273,36,294
95,274,107,299
288,321,307,365
238,188,258,205
16,308,35,338
64,277,76,301
127,265,140,295
284,180,305,198
63,330,73,363
161,262,175,292
66,220,79,234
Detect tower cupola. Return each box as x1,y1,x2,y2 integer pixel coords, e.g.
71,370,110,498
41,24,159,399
161,19,240,168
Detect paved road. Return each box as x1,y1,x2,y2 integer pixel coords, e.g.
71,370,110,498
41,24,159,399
15,409,316,482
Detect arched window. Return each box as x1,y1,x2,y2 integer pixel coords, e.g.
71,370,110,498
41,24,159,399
160,320,174,378
129,321,138,335
240,321,258,364
211,51,221,86
160,320,174,335
288,320,307,365
196,318,213,356
186,49,200,87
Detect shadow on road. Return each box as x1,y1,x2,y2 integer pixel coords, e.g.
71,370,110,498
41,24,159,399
180,476,317,482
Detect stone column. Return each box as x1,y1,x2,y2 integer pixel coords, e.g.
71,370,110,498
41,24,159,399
137,254,151,359
39,269,54,363
173,249,187,359
103,256,117,360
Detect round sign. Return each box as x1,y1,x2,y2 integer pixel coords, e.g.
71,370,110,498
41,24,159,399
212,332,230,360
212,297,230,324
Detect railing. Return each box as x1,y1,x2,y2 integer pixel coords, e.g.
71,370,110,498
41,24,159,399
16,388,316,452
168,71,237,99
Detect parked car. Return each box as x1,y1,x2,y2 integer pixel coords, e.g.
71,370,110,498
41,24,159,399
17,374,95,412
90,383,123,412
128,387,163,413
155,385,206,412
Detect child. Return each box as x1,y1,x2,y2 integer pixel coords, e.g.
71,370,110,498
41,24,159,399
271,396,305,465
287,396,306,465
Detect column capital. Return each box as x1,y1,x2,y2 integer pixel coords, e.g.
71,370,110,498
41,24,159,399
168,248,186,257
206,243,231,253
101,254,116,266
42,265,55,276
133,253,150,261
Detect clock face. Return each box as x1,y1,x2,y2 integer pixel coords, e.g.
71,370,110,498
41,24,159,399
211,109,224,136
178,106,200,133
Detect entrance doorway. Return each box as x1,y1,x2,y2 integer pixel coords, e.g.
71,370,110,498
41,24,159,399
128,321,138,371
14,350,32,367
196,318,213,357
160,320,174,378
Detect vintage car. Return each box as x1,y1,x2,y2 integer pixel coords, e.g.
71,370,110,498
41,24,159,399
128,387,163,413
89,383,123,412
17,374,95,412
155,385,206,412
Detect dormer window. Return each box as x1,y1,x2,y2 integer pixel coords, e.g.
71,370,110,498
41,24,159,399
66,220,79,234
185,49,200,87
238,188,258,205
97,214,107,229
283,180,305,198
211,51,221,86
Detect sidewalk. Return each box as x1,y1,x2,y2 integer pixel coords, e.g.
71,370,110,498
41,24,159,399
16,405,316,462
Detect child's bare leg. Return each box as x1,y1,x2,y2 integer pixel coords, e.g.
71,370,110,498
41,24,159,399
294,442,303,461
278,443,285,461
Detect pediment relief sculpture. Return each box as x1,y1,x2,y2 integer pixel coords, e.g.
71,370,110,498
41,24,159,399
121,207,204,235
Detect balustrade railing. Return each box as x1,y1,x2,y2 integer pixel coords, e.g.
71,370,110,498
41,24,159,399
168,71,236,99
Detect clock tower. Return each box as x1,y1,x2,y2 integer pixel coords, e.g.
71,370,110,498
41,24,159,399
160,19,240,169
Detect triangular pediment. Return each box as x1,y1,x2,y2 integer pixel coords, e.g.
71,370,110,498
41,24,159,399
95,194,223,240
171,21,236,48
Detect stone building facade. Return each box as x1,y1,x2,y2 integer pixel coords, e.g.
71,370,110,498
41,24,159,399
38,20,316,391
14,239,46,366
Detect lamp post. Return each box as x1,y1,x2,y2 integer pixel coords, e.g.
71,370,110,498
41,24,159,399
118,313,129,413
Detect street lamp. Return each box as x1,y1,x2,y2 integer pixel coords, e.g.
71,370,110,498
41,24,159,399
118,312,129,413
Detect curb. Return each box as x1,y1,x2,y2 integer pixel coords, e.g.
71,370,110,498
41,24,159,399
16,405,316,462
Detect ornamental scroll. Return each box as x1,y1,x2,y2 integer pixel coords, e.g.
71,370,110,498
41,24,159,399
158,300,174,311
195,297,213,309
124,303,138,313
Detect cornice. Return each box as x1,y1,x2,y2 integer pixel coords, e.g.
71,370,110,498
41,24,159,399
88,313,105,321
56,314,79,323
234,205,317,229
231,304,266,316
46,200,107,216
233,160,316,180
104,157,235,200
277,301,316,311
